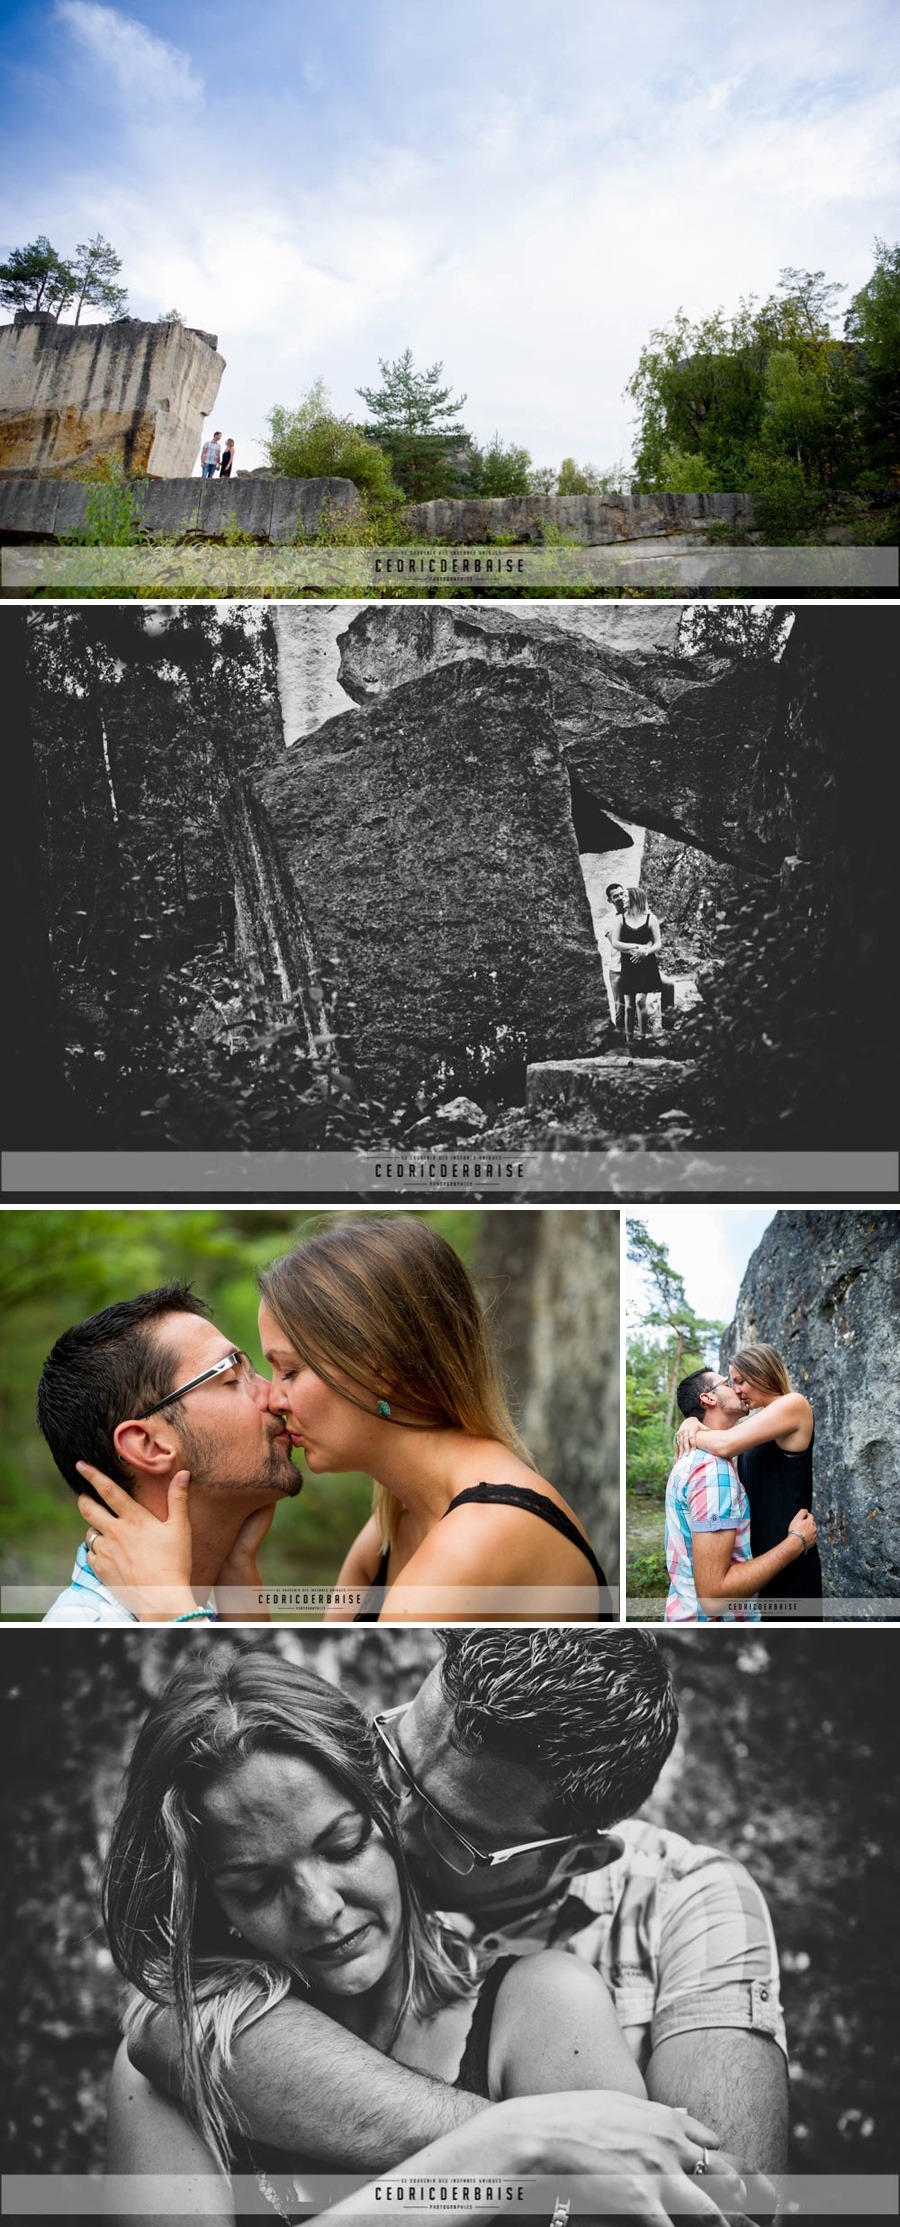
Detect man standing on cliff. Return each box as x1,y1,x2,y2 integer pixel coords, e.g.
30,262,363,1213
200,429,222,476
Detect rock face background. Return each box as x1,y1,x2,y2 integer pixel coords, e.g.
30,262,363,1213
722,1213,900,1608
336,603,786,872
0,314,224,477
256,658,607,1098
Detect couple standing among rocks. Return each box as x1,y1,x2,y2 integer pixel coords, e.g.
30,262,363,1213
602,881,669,1046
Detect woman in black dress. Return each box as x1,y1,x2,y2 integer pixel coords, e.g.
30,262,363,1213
608,884,663,1045
675,1342,823,1618
219,438,235,477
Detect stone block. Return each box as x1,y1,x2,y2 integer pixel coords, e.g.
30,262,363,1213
256,659,606,1097
53,483,90,537
526,1054,699,1129
132,480,203,538
197,477,275,539
0,315,224,477
269,476,363,542
0,478,60,537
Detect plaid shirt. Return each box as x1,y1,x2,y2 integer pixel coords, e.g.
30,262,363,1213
467,1815,787,2071
42,1543,217,1625
665,1448,759,1623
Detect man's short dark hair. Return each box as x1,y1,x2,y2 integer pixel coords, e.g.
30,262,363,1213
37,1283,211,1501
676,1369,718,1422
437,1631,678,1831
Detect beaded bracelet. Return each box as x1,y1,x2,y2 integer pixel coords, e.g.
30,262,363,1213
172,1606,216,1622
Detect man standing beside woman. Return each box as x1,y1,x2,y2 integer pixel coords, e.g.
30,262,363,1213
607,884,665,1044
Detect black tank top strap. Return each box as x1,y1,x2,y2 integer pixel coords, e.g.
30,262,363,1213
442,1483,611,1603
353,1544,390,1624
455,1956,518,2097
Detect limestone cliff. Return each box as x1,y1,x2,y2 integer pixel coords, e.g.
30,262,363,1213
0,313,224,477
723,1213,900,1608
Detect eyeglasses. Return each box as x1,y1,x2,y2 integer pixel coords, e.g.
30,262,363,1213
136,1348,259,1420
372,1704,594,1877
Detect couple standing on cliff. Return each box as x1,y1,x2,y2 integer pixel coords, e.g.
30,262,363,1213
200,429,235,476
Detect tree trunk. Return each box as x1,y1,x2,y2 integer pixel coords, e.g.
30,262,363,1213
476,1210,619,1582
210,732,336,1074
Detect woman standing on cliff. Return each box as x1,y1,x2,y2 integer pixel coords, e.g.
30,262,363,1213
219,438,235,477
609,885,663,1045
675,1342,823,1618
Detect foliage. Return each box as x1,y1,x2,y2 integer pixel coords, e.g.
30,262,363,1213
625,1221,723,1493
465,433,534,497
69,234,127,324
556,457,626,497
0,231,127,322
265,381,402,506
357,347,467,437
66,475,145,546
626,246,898,511
0,234,74,317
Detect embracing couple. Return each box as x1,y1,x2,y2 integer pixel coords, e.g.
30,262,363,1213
665,1343,823,1624
38,1218,610,1627
105,1630,786,2225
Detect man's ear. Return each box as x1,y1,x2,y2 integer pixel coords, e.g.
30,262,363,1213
113,1415,181,1479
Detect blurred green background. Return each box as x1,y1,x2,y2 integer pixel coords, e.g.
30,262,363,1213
0,1207,620,1609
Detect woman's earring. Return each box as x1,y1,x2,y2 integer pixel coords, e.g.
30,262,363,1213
376,1398,392,1419
228,1925,242,1942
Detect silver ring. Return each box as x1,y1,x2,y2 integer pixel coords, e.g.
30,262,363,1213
86,1530,98,1551
693,2147,710,2177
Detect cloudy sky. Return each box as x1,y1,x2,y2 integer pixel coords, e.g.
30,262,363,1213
628,1208,777,1327
2,0,898,470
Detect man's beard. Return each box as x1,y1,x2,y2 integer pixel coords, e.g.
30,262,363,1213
175,1416,303,1497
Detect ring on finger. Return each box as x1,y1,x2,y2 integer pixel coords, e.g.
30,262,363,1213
86,1530,99,1551
693,2147,711,2177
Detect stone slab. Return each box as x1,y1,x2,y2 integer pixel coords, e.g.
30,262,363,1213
131,480,203,537
269,476,362,542
53,483,91,536
526,1054,700,1127
0,479,60,536
197,476,275,539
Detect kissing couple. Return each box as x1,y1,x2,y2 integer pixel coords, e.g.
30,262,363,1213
40,1218,611,1627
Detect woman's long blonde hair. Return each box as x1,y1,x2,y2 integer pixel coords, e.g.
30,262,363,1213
258,1215,534,1550
730,1342,794,1397
103,1653,478,2174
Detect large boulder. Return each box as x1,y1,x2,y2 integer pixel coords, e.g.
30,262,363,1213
723,1212,900,1608
255,658,607,1100
0,315,224,478
336,605,786,873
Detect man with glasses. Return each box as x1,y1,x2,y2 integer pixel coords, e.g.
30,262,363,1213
37,1283,301,1624
664,1370,816,1624
129,1630,789,2190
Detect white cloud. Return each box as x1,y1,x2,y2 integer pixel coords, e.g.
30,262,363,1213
56,1,202,106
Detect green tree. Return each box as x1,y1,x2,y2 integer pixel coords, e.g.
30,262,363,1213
0,235,74,318
264,381,401,506
623,1220,726,1460
844,238,900,483
466,433,533,497
356,347,467,436
69,234,127,324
